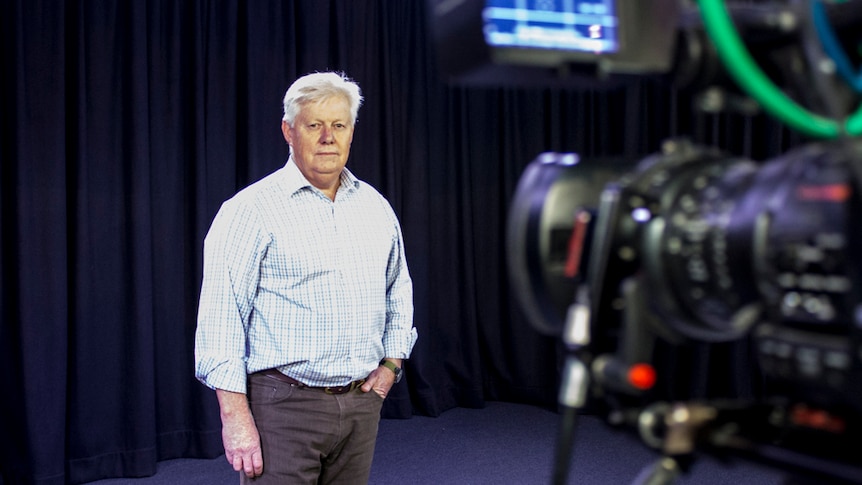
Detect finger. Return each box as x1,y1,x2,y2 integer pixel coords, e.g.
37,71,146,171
232,454,244,472
253,451,264,476
361,372,381,393
244,456,256,478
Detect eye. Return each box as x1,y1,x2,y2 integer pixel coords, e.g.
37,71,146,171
307,123,321,129
334,123,347,130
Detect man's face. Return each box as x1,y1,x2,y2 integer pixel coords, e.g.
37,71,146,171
282,95,355,191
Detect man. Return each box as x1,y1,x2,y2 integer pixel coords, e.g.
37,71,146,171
195,71,417,484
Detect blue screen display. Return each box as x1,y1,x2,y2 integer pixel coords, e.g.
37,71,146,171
483,0,619,54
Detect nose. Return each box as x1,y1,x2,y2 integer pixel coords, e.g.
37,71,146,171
320,126,334,144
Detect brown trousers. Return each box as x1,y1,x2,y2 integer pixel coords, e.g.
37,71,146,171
242,372,385,485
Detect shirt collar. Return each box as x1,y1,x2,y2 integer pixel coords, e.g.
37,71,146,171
282,157,360,197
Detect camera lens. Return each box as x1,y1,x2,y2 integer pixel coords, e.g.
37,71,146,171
628,141,862,344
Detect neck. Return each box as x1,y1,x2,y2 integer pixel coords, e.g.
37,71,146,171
322,184,338,201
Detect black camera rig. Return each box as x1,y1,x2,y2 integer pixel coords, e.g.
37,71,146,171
509,137,862,484
430,0,862,483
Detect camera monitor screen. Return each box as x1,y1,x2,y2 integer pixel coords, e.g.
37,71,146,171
483,0,620,55
428,0,678,85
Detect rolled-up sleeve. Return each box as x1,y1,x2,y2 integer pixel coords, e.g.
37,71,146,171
382,218,417,359
194,198,269,394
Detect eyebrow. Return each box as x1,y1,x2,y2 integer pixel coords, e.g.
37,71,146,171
306,117,349,124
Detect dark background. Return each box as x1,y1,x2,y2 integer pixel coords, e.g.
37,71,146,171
1,1,801,484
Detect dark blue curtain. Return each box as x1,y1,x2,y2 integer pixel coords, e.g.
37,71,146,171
0,1,799,484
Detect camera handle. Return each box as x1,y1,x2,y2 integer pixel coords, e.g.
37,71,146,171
550,278,665,484
551,293,593,485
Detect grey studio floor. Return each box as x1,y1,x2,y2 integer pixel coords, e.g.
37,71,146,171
75,401,824,485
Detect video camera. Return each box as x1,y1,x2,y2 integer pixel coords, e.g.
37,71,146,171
428,0,862,483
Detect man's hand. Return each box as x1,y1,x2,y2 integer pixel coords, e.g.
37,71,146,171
361,358,402,399
216,389,264,478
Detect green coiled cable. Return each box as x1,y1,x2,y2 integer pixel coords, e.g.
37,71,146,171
699,0,862,138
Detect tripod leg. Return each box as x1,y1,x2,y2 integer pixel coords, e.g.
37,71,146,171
550,406,579,485
550,356,589,485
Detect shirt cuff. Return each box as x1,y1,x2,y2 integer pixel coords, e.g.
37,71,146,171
382,327,418,360
196,358,248,394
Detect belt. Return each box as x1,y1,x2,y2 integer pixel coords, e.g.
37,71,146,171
259,369,365,395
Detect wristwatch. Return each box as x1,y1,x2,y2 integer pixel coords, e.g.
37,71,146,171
379,359,403,383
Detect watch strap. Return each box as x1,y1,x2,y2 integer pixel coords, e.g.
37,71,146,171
379,359,403,383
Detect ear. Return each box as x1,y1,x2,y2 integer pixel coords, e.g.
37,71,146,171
281,120,292,146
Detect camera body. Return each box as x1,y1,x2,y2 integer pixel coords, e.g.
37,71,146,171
508,139,862,479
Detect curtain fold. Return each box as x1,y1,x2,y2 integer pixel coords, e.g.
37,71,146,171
1,1,796,483
2,1,72,484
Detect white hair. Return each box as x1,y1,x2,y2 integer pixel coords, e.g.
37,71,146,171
282,72,363,125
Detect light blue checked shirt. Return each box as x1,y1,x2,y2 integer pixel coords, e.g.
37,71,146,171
195,159,417,393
